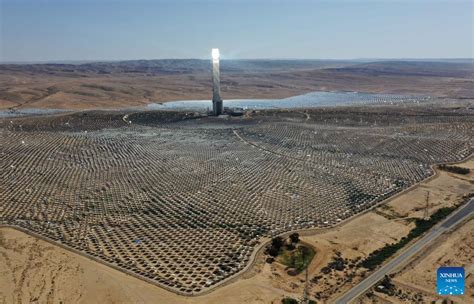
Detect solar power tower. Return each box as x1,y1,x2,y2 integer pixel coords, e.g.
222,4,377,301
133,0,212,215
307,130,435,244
211,48,223,115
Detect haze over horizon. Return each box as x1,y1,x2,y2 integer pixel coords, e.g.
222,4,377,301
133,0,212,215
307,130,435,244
1,0,473,62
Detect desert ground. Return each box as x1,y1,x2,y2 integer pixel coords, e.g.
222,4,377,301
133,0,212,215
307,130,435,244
1,158,472,304
1,60,473,110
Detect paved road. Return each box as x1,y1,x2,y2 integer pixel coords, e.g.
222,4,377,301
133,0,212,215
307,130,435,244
335,198,474,304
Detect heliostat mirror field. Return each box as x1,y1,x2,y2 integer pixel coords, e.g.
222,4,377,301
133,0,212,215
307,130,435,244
1,106,472,295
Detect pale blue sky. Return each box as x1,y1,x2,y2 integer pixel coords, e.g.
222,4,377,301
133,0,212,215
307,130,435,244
1,0,473,62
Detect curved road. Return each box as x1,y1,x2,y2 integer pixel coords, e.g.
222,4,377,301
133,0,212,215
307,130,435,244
335,198,474,304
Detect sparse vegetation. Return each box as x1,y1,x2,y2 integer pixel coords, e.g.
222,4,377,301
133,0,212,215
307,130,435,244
278,244,315,274
360,203,463,270
321,252,346,274
370,275,426,302
281,297,298,304
265,235,315,274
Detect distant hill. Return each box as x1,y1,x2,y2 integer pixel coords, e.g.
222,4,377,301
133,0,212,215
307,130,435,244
0,59,358,76
1,59,472,110
327,61,474,78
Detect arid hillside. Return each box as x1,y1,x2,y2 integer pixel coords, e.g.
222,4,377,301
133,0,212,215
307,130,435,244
1,60,472,110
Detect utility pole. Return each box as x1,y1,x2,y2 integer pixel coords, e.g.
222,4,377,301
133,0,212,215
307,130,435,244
423,190,430,220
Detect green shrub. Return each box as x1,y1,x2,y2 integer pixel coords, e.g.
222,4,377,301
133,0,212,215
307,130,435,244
281,297,298,304
280,245,315,274
289,232,300,244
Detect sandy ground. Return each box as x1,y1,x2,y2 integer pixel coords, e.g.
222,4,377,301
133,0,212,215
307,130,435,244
0,160,472,304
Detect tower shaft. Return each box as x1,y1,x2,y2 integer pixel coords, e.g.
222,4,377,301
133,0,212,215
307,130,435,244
212,58,223,115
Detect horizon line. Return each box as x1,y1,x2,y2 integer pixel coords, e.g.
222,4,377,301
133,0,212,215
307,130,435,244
1,57,473,65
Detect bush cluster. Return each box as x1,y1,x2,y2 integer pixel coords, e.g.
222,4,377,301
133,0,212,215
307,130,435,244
360,205,459,270
438,164,470,175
